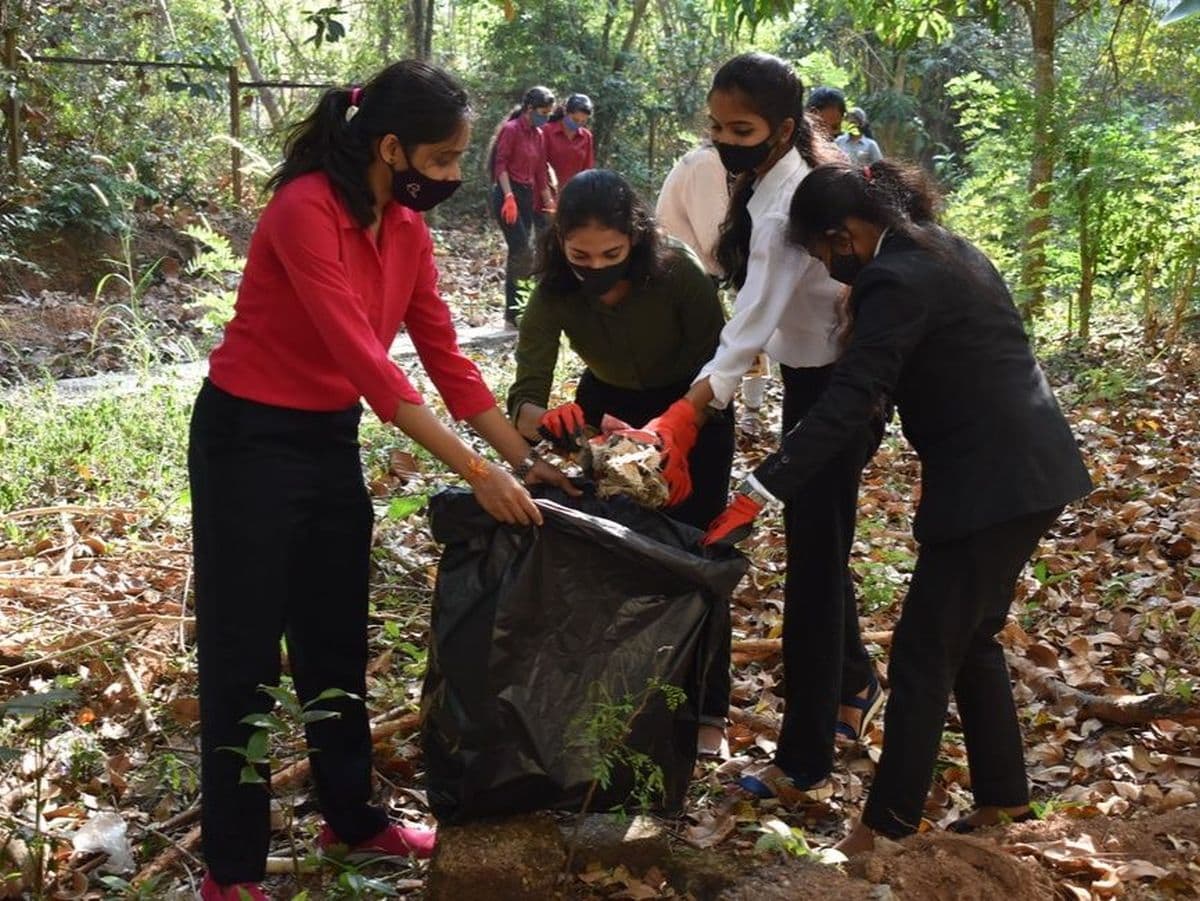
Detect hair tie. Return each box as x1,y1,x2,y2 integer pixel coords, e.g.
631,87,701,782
345,86,363,122
863,165,874,182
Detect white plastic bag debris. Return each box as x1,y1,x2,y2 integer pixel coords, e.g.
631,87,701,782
71,810,134,873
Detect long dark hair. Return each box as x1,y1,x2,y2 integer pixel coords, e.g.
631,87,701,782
265,60,469,228
790,159,946,346
710,53,841,289
787,159,941,249
534,169,669,293
548,92,594,124
485,85,555,180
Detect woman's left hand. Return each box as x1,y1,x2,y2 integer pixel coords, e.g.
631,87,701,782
525,459,583,496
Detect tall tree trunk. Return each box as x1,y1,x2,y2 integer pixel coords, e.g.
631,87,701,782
408,0,434,59
615,0,652,67
423,0,435,59
1020,0,1056,319
223,0,282,129
378,2,392,60
593,0,652,161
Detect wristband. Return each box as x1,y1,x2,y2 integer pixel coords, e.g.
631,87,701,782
512,447,542,481
739,475,780,509
465,456,490,484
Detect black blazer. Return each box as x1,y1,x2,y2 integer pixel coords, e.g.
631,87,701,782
754,229,1092,544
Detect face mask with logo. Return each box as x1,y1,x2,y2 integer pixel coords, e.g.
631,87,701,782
714,138,775,176
531,111,549,127
570,258,629,297
391,162,461,212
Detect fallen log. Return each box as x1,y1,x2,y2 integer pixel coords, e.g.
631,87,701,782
731,630,893,660
133,710,421,885
1008,653,1200,726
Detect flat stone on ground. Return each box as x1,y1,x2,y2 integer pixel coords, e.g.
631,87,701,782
561,813,671,874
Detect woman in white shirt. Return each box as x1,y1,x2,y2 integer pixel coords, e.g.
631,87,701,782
655,141,769,431
639,52,885,798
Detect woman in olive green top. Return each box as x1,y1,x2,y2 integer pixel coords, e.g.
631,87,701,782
508,168,733,532
508,169,735,756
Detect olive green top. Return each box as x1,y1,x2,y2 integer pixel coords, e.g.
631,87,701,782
506,244,725,417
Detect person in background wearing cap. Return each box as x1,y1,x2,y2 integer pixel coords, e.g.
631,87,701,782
544,93,596,192
191,61,576,901
836,107,883,166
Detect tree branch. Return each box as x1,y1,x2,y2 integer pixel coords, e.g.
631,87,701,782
1008,653,1200,726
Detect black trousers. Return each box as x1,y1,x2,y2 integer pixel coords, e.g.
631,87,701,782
189,380,387,883
490,183,545,321
575,369,735,724
863,506,1061,838
776,364,880,783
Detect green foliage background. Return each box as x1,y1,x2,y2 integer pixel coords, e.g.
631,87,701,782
0,0,1197,339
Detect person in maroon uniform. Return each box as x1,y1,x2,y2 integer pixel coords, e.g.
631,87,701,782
487,85,556,327
544,93,595,192
190,61,575,901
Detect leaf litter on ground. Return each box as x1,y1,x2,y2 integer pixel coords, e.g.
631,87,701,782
0,227,1198,898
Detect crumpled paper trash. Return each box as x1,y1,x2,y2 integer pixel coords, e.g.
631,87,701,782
585,430,669,508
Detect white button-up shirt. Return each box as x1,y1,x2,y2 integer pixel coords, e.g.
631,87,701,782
655,144,729,278
696,148,843,408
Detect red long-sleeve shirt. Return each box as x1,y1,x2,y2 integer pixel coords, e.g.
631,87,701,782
544,122,594,188
491,115,548,199
208,172,496,423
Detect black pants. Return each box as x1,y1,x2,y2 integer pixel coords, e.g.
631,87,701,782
776,364,881,782
575,369,735,724
490,183,545,322
863,506,1061,838
189,380,387,883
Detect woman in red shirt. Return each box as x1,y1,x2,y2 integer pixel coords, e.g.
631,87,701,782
192,61,574,901
487,86,556,328
544,93,595,191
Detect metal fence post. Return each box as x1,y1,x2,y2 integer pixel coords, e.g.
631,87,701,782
228,64,241,205
4,27,20,184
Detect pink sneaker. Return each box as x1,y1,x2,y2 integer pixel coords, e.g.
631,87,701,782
318,822,437,860
199,873,269,900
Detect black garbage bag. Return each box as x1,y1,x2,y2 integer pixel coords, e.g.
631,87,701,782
420,486,747,824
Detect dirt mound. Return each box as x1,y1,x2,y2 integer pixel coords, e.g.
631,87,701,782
854,832,1056,900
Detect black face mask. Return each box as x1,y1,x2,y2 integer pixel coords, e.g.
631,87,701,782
827,251,865,285
714,138,774,176
570,259,629,297
391,163,461,212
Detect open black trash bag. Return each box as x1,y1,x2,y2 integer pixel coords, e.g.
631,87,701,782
420,486,747,824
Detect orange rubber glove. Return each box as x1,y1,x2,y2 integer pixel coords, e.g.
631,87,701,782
701,493,763,546
500,192,519,225
642,399,700,506
539,402,587,445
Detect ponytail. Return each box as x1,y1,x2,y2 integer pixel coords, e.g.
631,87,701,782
485,85,556,181
266,60,469,227
787,159,943,251
709,52,841,289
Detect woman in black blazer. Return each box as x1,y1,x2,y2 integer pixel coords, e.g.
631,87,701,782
703,159,1092,853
